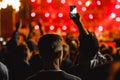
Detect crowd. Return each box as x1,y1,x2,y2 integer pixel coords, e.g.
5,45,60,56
0,13,120,80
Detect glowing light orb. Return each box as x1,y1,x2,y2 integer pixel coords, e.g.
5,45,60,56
89,14,93,19
31,12,36,17
97,0,101,6
117,0,120,2
81,7,87,12
110,13,116,18
86,1,91,7
116,17,120,22
47,0,52,3
98,26,103,32
31,0,36,2
58,13,63,18
61,0,66,4
115,4,120,9
45,12,50,17
34,25,39,30
50,25,55,30
62,25,67,30
78,1,82,5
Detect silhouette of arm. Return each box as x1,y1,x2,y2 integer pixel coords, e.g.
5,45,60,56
71,13,89,36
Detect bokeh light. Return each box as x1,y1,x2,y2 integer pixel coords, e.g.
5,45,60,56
31,12,36,17
34,25,39,30
81,7,87,12
97,0,101,6
47,0,52,3
85,1,91,7
116,17,120,22
58,13,63,18
115,4,120,9
98,26,103,32
61,0,66,4
45,12,50,17
50,25,55,30
62,25,67,30
78,0,82,5
110,13,116,18
31,0,36,2
89,14,94,19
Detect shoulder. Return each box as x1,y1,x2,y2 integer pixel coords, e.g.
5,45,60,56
26,70,82,80
62,71,82,80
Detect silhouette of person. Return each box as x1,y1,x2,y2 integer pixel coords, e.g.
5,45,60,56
26,34,82,80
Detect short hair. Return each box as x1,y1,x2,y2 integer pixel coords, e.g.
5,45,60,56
38,34,62,60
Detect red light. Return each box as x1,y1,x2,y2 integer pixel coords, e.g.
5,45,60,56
97,0,101,6
116,17,120,22
85,1,91,7
34,25,39,30
89,14,93,19
45,12,50,17
61,0,66,4
98,26,103,32
58,13,63,18
110,13,116,18
50,25,54,30
78,1,82,5
117,0,120,2
47,0,52,3
81,7,87,12
31,0,36,2
62,25,67,30
115,4,120,9
73,27,77,32
31,12,36,17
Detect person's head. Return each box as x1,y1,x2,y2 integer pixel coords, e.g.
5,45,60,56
38,34,63,69
16,43,32,61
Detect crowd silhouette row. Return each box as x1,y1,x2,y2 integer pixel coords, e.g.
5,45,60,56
0,13,120,80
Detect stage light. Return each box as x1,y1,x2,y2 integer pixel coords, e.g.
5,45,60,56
47,0,52,3
85,1,91,7
31,0,36,2
34,25,39,30
89,14,93,19
58,13,63,18
50,25,54,30
116,17,120,22
62,25,67,30
0,37,3,42
45,12,50,17
117,0,120,2
98,26,103,32
61,0,66,4
81,7,87,12
110,13,116,18
78,0,82,5
115,4,120,9
2,41,7,46
31,12,36,17
97,0,101,6
0,2,7,9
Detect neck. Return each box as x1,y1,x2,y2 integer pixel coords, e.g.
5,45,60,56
43,59,60,70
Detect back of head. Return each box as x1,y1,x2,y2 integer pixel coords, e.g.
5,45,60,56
38,34,63,61
16,43,30,60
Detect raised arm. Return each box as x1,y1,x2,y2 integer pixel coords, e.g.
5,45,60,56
71,13,89,36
